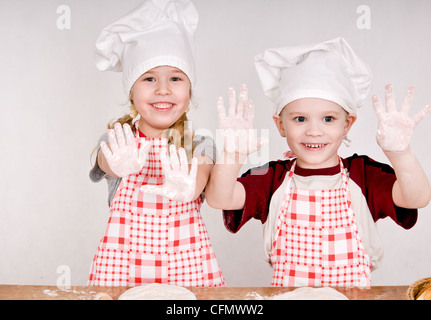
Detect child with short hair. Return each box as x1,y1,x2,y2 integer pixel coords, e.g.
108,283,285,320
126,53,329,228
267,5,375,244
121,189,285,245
88,0,224,287
206,37,431,287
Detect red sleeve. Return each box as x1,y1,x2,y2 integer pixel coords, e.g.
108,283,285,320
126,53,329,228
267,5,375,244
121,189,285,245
344,154,418,229
222,160,292,233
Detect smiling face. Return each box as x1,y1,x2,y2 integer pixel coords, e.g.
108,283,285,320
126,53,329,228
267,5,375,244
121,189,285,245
273,98,356,169
130,65,191,138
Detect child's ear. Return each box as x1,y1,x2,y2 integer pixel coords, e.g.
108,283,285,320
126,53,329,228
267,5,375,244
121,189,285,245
344,113,357,135
273,114,286,137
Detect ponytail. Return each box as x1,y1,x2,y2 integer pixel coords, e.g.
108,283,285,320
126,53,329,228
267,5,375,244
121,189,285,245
162,111,194,160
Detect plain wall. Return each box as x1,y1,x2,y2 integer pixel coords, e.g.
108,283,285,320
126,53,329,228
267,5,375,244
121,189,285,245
1,0,430,286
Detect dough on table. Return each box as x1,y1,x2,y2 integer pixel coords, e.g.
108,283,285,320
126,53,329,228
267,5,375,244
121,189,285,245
269,287,348,300
118,283,197,300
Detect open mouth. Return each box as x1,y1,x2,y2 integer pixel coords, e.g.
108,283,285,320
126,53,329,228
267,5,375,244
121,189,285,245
151,103,174,110
303,143,327,149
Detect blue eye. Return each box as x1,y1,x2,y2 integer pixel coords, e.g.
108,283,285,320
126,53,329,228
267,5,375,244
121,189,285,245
323,116,334,122
295,116,306,122
143,77,155,82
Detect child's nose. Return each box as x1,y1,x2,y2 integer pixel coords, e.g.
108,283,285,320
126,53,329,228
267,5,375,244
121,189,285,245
305,121,323,136
155,80,171,95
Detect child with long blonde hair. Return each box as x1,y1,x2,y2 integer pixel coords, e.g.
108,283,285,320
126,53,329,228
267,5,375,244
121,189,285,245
88,0,224,287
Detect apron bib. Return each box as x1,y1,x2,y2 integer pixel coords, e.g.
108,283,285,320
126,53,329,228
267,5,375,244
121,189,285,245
270,158,371,287
88,127,225,287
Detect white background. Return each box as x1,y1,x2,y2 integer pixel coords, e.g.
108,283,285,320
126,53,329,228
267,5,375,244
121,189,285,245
1,0,430,287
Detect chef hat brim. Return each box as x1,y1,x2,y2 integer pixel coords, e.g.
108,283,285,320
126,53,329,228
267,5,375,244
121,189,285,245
255,37,372,115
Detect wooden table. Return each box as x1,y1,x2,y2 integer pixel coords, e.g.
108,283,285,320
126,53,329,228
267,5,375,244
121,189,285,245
0,285,410,300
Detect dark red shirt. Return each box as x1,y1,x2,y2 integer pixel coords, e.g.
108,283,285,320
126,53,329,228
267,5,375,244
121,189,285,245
223,154,417,233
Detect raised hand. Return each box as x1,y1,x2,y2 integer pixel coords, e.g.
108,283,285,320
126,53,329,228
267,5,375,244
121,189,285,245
100,122,152,177
372,84,431,152
140,144,198,202
217,84,265,155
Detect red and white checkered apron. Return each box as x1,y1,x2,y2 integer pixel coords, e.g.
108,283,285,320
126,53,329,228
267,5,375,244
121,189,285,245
270,158,371,287
88,129,225,287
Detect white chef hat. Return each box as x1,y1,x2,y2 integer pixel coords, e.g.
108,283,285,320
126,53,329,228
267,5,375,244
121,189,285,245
95,0,198,95
254,37,372,115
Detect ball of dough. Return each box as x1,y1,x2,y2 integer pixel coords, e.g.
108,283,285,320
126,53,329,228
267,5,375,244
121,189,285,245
118,283,197,300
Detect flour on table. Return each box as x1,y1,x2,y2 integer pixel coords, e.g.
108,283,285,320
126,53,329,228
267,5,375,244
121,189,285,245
269,287,348,300
118,283,197,300
246,292,264,300
43,289,59,297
